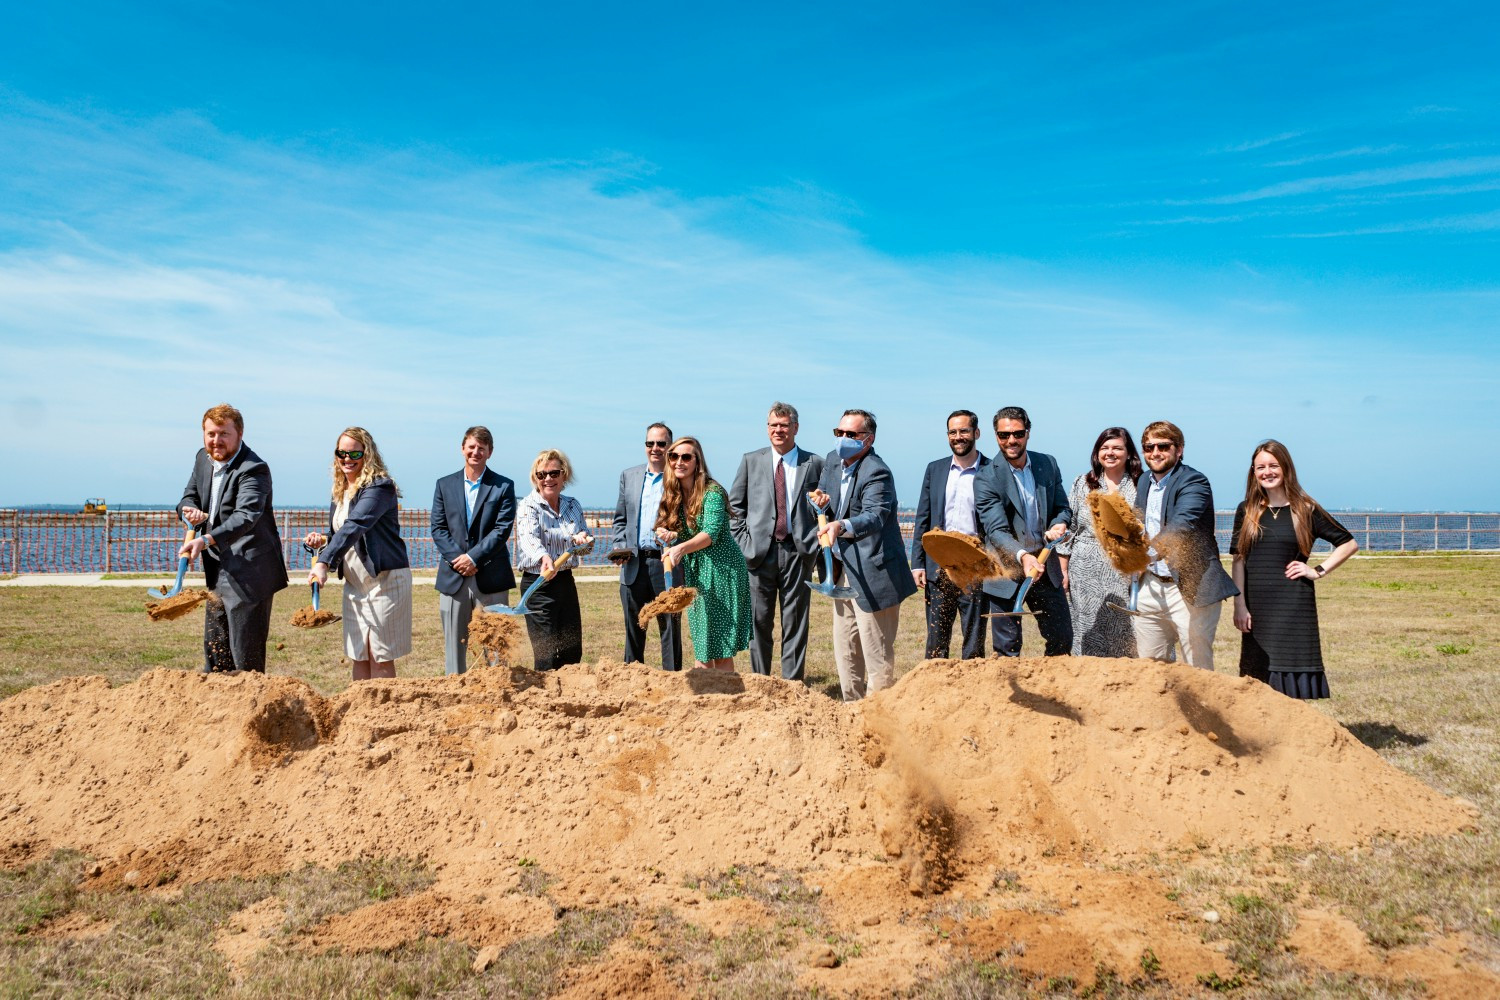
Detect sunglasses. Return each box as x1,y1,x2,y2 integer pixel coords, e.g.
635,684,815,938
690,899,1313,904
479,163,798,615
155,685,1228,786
832,429,865,438
1142,442,1175,453
334,449,365,460
995,430,1027,440
644,441,668,449
668,452,696,463
536,469,564,480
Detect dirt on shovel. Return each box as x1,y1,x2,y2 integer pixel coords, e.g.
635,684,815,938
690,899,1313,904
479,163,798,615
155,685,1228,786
468,610,523,665
145,589,214,622
920,530,1019,591
637,586,698,629
289,606,341,629
1089,491,1150,575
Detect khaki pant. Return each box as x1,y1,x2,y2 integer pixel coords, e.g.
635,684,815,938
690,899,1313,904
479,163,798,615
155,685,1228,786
830,566,902,701
1131,574,1221,670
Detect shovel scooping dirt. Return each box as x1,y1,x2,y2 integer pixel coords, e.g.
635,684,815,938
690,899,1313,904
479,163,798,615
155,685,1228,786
145,589,213,622
1089,490,1150,575
920,530,1019,591
637,586,698,630
467,610,522,665
289,606,341,629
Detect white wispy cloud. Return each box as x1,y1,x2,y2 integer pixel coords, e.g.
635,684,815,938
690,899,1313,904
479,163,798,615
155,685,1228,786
1165,155,1500,205
1265,145,1402,167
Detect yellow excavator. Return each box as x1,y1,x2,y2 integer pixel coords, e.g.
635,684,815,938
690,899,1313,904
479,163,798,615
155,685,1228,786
82,498,108,515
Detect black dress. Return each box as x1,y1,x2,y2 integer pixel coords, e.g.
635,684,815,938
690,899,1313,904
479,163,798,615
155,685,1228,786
1230,503,1353,699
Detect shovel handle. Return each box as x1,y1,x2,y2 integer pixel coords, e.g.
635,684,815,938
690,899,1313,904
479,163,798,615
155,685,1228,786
816,513,832,549
544,548,575,581
1029,546,1053,579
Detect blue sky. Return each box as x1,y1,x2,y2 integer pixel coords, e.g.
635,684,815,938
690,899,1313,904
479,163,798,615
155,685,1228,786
1,0,1495,510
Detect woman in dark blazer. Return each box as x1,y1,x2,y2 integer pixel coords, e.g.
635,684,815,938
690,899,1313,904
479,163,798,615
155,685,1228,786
305,427,412,680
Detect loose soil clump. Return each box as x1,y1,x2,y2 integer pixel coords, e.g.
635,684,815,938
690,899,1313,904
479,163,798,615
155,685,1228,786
1089,490,1150,575
289,606,340,629
144,589,213,622
636,586,697,629
467,610,522,665
920,530,1017,591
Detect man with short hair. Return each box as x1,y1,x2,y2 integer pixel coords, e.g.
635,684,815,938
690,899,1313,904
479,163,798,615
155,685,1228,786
176,403,287,673
910,409,992,659
431,426,516,674
728,403,825,681
611,422,683,670
1132,420,1238,669
811,409,917,700
974,405,1072,656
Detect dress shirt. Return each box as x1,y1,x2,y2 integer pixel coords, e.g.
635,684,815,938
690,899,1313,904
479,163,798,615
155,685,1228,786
1145,466,1176,577
771,447,799,522
637,470,664,550
943,458,981,537
1008,455,1042,556
516,491,587,573
204,443,242,560
463,472,484,520
837,455,863,525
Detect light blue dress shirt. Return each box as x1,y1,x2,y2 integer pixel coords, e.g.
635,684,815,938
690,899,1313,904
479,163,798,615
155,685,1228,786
638,470,664,550
1008,455,1042,555
1145,466,1175,576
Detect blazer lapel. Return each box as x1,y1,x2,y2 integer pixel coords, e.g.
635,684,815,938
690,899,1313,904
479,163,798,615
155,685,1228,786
468,477,491,538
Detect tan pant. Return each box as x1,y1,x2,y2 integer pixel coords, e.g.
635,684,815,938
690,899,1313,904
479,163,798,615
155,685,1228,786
830,566,902,701
1131,574,1221,670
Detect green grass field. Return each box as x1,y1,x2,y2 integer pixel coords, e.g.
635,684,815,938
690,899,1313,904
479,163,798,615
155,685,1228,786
1,555,1497,997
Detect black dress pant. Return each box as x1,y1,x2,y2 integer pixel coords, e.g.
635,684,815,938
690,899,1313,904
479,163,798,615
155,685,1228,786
988,573,1073,657
748,538,816,680
522,570,583,671
620,552,682,671
203,590,274,673
924,574,990,660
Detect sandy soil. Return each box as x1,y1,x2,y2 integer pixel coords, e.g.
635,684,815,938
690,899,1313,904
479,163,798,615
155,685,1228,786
0,656,1489,995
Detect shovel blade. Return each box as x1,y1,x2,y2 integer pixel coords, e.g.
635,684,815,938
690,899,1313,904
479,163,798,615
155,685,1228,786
484,602,533,616
806,581,856,601
1105,601,1146,617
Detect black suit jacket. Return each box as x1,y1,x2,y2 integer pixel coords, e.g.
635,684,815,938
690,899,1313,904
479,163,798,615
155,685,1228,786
1133,461,1239,607
431,468,517,596
974,450,1070,600
321,478,410,579
176,444,287,609
909,452,991,576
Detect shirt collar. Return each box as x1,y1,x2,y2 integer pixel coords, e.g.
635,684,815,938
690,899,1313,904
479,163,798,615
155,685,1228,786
210,444,243,474
1008,453,1032,475
1151,464,1178,486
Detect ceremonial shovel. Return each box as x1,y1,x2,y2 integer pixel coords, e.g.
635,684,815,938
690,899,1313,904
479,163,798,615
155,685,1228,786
299,542,341,629
147,518,202,600
806,500,856,601
485,540,593,616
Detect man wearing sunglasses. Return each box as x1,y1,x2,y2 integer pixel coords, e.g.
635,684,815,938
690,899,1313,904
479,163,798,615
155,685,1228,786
1131,421,1238,669
810,409,917,701
610,422,684,670
974,405,1073,656
431,426,517,674
175,403,287,673
727,402,825,682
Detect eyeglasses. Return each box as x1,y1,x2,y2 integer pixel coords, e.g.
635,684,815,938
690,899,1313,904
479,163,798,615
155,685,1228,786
334,449,365,460
536,469,564,480
668,452,696,463
644,441,668,449
832,429,865,438
995,430,1027,440
1142,442,1175,453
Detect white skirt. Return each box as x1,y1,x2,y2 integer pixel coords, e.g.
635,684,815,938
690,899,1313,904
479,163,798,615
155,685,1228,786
341,558,413,662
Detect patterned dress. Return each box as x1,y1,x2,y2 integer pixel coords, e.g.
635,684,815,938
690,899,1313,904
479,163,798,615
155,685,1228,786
681,484,752,662
1056,474,1138,657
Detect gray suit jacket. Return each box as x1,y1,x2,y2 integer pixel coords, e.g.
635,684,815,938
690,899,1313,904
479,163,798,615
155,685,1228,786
176,444,288,610
816,450,918,614
974,450,1071,600
611,464,683,587
1134,461,1239,607
727,445,825,568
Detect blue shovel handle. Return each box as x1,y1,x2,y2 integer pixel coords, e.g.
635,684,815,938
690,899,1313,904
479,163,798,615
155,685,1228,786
148,518,202,599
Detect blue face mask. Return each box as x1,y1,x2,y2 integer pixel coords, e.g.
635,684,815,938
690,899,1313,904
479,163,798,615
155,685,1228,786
837,435,865,461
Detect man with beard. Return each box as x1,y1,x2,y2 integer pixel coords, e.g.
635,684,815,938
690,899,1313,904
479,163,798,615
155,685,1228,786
1132,420,1238,669
974,405,1072,656
176,403,287,673
909,409,992,659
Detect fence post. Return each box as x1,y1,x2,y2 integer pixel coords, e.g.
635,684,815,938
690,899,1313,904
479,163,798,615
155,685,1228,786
103,511,112,575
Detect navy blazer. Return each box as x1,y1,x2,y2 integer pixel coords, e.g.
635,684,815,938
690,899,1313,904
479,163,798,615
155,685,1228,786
321,478,410,579
817,449,918,614
177,444,288,609
909,452,991,576
974,450,1070,600
1133,461,1239,607
431,467,517,596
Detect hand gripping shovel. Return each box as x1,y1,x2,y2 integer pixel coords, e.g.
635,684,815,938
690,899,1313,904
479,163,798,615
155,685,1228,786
485,540,593,616
986,537,1061,618
148,519,202,599
806,502,856,601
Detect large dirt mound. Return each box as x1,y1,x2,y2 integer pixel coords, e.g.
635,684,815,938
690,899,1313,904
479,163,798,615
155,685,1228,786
0,658,1471,889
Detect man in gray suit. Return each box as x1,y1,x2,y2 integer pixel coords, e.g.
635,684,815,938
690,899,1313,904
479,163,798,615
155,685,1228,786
974,405,1073,656
811,409,917,701
176,403,287,673
610,422,683,670
728,402,825,681
1132,420,1238,669
431,425,516,674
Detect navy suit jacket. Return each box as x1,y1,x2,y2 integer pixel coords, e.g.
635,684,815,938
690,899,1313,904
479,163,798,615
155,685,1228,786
817,449,918,614
320,478,410,579
176,444,288,609
1134,461,1239,607
431,467,517,596
909,452,991,577
974,450,1070,600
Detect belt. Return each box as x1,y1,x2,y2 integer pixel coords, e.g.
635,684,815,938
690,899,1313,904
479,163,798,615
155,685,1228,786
1149,571,1174,582
641,549,662,560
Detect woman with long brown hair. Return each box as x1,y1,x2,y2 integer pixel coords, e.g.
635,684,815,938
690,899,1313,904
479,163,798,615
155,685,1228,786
655,436,751,670
1230,439,1358,698
1056,427,1143,656
305,426,412,680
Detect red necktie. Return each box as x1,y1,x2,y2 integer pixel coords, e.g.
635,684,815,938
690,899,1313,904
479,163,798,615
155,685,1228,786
773,458,789,541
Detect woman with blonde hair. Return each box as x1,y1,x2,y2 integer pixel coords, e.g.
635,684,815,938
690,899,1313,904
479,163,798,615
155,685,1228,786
514,449,593,670
305,427,412,680
655,436,751,669
1230,439,1358,699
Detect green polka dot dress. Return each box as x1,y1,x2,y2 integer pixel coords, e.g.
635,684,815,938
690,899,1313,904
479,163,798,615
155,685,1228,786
682,484,752,661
